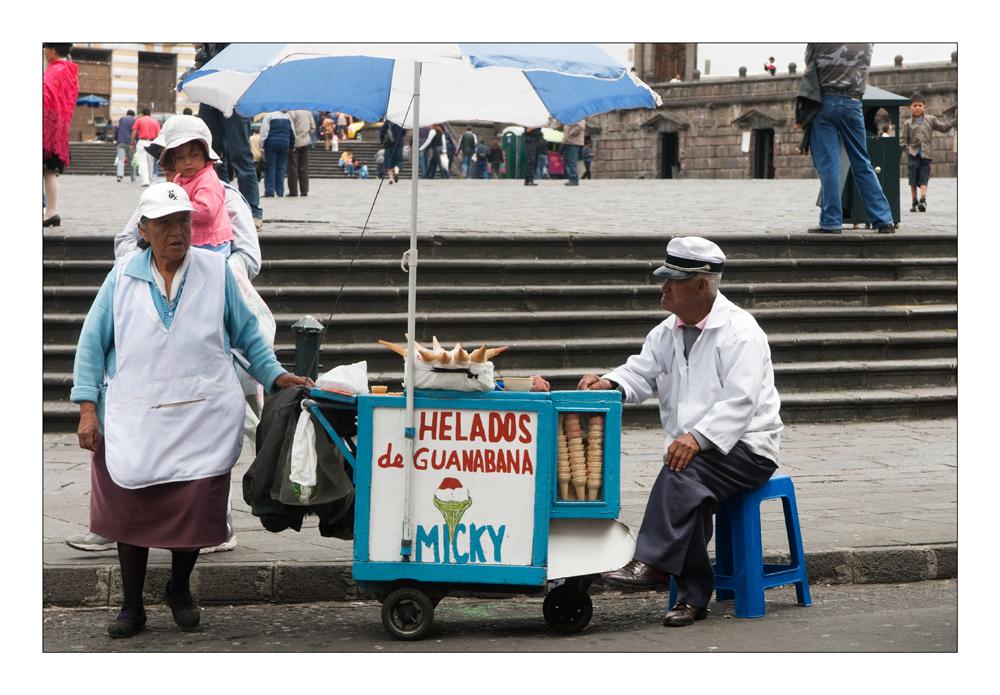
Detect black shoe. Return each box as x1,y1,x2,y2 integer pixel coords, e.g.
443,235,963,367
42,214,61,227
877,224,895,234
164,581,200,630
108,611,147,638
807,226,841,234
918,198,927,212
525,179,537,186
910,201,918,212
565,181,579,186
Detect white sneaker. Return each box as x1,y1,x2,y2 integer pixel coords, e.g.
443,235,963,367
66,532,116,552
200,534,237,554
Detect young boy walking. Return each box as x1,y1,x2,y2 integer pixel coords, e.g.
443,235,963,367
899,94,957,212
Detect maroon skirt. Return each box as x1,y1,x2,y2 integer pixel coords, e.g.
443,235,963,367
89,435,230,551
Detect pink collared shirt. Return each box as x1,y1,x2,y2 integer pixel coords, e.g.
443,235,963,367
675,316,708,330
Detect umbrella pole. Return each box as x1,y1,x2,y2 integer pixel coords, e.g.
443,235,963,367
401,61,421,558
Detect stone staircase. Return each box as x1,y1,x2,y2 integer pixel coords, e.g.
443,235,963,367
65,125,414,179
42,231,957,432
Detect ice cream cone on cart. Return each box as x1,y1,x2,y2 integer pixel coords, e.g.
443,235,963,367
433,478,473,545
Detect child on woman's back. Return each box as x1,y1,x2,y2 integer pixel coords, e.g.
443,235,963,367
161,116,233,255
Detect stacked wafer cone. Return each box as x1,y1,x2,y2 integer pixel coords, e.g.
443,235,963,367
586,414,604,501
556,413,571,500
562,413,588,501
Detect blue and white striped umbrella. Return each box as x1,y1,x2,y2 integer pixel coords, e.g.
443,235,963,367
179,43,661,127
180,45,660,537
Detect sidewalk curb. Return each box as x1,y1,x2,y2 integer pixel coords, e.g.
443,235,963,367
43,544,957,607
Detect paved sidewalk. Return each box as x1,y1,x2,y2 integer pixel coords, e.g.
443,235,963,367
43,418,956,606
50,175,957,237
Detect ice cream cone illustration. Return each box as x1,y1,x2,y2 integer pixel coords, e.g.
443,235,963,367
433,477,473,545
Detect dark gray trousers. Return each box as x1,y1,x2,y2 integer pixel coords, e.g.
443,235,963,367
633,441,777,608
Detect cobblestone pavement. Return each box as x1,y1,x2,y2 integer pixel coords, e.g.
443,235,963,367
50,174,957,237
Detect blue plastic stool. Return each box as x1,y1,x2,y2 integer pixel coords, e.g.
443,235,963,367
669,474,811,618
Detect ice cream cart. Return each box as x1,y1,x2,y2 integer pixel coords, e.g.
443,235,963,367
305,387,635,640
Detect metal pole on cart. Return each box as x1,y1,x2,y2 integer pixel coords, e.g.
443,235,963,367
400,61,421,559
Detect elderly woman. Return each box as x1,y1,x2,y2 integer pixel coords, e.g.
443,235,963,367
71,183,312,638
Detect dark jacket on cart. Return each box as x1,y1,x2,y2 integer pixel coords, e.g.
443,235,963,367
243,385,357,539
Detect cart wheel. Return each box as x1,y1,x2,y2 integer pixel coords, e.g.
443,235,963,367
381,588,434,640
543,586,593,634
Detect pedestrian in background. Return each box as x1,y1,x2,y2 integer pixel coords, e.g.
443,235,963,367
322,113,335,151
581,139,594,179
116,110,136,183
524,127,544,186
458,125,477,178
380,119,404,184
488,138,504,179
286,109,315,197
420,124,445,179
899,94,957,213
474,140,490,179
561,119,586,187
131,108,161,187
764,57,777,76
42,42,78,227
259,111,294,197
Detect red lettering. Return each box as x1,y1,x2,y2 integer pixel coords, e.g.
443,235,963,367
485,449,496,473
473,450,484,473
518,414,532,443
462,450,475,471
497,449,507,473
521,450,533,475
431,449,445,470
488,413,503,443
503,413,517,442
470,414,487,442
509,449,519,474
378,443,405,468
446,451,461,471
419,411,438,441
439,411,453,441
455,411,468,441
413,447,428,470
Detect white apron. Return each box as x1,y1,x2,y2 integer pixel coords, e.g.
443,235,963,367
104,249,246,489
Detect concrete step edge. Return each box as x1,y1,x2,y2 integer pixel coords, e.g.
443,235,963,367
41,543,958,606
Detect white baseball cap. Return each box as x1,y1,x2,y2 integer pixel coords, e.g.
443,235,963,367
653,237,726,280
160,114,221,160
136,182,199,220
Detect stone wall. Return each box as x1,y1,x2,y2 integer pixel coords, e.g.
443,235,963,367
591,60,958,180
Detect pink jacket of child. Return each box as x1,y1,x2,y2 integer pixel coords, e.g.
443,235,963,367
173,165,233,248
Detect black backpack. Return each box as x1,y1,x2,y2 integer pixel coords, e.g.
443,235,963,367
382,125,395,146
475,143,489,159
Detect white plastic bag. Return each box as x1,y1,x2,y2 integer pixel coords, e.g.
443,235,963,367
404,357,495,392
289,401,318,503
317,361,369,394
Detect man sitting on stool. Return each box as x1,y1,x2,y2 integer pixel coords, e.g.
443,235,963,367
579,236,783,627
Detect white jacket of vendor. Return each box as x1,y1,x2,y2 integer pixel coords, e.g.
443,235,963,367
603,292,782,463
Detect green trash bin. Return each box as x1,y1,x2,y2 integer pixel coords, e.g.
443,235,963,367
841,85,909,229
502,131,525,180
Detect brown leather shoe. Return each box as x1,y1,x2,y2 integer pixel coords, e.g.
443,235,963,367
602,559,671,588
663,601,708,627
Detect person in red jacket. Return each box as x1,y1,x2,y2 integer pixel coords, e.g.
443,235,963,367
43,43,78,227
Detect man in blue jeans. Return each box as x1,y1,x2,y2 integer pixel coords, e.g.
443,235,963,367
805,43,894,234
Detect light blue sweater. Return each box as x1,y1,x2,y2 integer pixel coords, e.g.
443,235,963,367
70,248,287,430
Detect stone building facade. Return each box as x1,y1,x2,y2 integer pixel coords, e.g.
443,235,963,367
592,57,958,180
57,43,198,141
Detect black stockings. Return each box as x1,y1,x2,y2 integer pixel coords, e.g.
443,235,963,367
116,543,200,619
